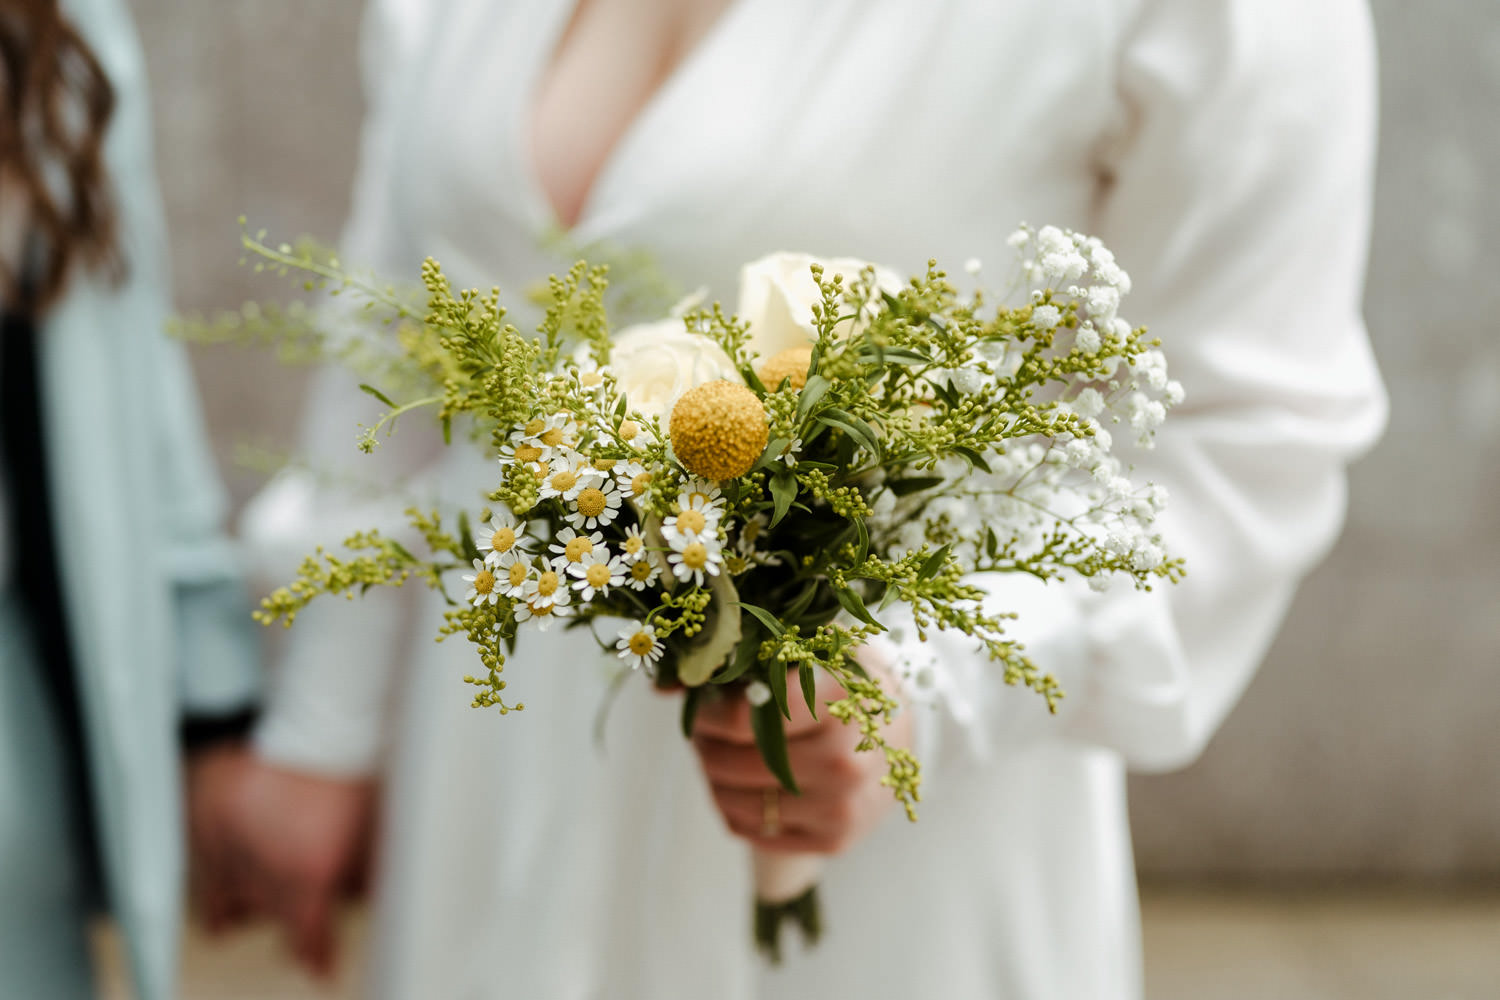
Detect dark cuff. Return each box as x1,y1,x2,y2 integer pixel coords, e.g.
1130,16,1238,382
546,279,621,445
180,707,260,754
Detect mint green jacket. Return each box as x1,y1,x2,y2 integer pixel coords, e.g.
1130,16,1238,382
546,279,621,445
32,2,260,996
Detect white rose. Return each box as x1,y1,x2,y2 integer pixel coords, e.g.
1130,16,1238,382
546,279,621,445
609,318,741,421
736,252,904,361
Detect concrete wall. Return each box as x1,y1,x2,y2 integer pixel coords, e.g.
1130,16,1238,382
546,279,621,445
133,0,1500,878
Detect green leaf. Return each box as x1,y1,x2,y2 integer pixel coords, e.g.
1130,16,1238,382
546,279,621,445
736,602,786,636
713,629,763,685
767,653,791,719
952,446,992,473
768,468,798,527
442,413,453,446
799,661,819,719
681,685,703,739
888,476,945,497
820,409,882,459
833,583,882,628
795,374,832,423
751,699,799,794
783,579,821,622
359,383,396,408
920,544,953,580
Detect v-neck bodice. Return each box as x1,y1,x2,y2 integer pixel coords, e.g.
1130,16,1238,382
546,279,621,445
355,0,1115,302
526,0,749,231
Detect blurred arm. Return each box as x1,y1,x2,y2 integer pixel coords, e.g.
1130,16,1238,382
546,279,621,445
897,0,1388,780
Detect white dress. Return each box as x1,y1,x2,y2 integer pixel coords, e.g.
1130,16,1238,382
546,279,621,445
246,1,1386,997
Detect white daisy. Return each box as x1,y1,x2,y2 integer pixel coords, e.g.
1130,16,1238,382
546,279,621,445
537,451,601,502
522,567,570,612
548,527,604,573
624,553,663,591
529,412,580,462
569,550,627,601
476,509,525,566
461,558,501,607
513,596,569,631
565,476,623,530
615,621,665,672
614,460,652,500
667,532,723,586
493,549,534,598
619,524,649,563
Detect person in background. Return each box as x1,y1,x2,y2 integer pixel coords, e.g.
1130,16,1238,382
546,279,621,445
0,1,260,997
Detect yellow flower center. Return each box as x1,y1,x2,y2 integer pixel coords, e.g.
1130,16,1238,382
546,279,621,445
524,418,546,436
581,371,603,388
576,488,608,518
564,536,594,562
743,520,762,544
528,601,554,617
628,631,655,656
550,469,578,493
592,458,617,471
472,569,495,595
585,563,612,587
669,381,769,481
630,472,651,497
630,561,654,582
540,428,566,447
623,535,644,556
516,444,543,464
508,562,529,587
681,542,708,570
675,509,707,535
490,527,516,553
619,420,640,441
536,571,560,597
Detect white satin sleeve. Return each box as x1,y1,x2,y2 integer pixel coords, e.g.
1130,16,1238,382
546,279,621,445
888,0,1388,782
242,0,434,777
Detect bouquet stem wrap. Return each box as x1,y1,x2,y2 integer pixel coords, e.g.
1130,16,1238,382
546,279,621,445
752,849,824,962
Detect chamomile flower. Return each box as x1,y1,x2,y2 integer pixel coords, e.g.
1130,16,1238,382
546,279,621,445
624,553,663,590
521,567,570,613
667,532,723,586
529,413,579,461
548,527,603,573
493,549,534,597
476,509,525,566
614,461,652,502
780,438,803,468
497,437,546,470
566,476,622,530
569,550,627,600
619,524,649,563
461,558,501,607
615,621,664,672
513,596,568,631
537,452,601,502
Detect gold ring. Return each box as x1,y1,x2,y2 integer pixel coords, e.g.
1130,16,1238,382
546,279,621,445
761,788,780,838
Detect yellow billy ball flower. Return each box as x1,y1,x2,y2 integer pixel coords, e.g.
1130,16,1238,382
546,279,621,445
756,345,814,391
669,380,769,481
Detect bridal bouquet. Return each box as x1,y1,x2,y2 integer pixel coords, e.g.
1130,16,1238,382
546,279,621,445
226,223,1182,958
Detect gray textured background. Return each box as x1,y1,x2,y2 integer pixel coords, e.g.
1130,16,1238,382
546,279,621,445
135,0,1500,879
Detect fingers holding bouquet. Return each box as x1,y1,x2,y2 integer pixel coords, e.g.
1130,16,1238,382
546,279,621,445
692,649,912,855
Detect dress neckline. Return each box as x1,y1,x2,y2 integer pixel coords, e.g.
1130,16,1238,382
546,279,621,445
517,0,751,240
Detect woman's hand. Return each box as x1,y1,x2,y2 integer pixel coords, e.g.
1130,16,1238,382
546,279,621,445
690,648,912,855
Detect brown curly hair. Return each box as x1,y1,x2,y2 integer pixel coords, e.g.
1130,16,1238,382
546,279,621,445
0,0,119,318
